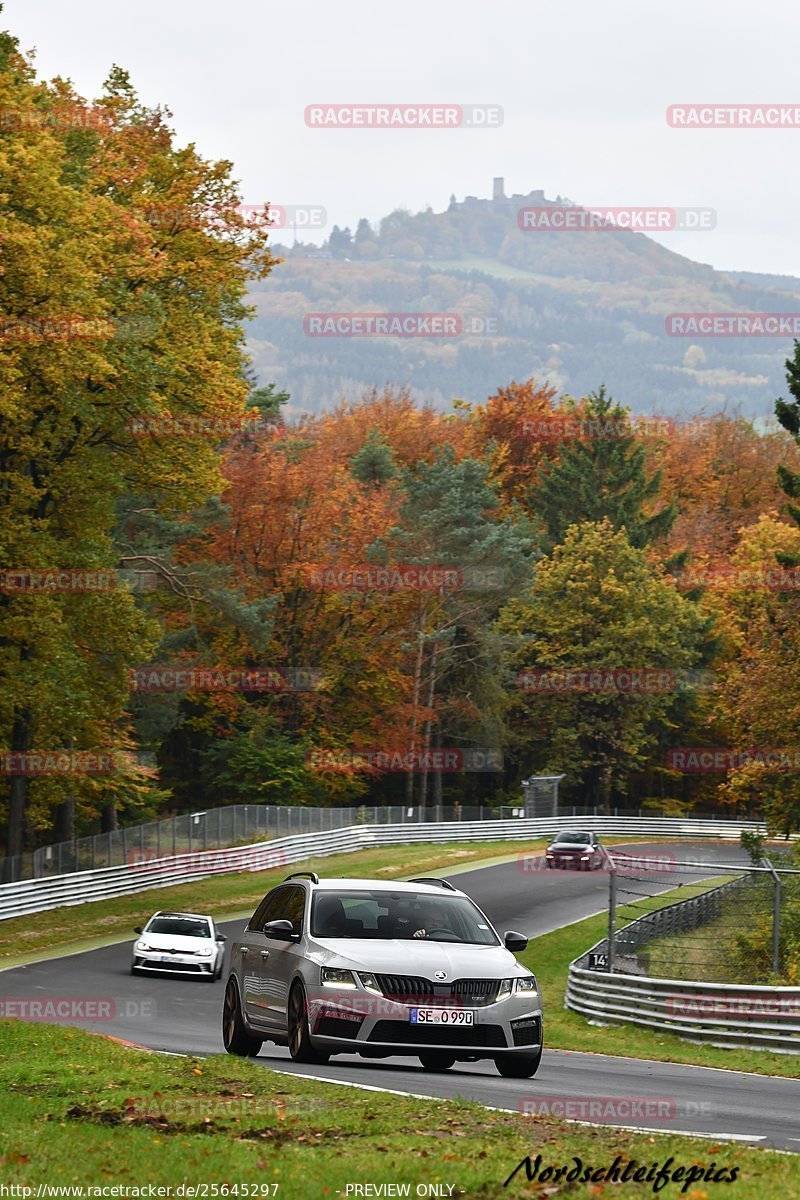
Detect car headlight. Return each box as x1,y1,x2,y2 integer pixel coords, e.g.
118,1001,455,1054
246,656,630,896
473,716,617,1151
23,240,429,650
321,967,357,988
357,972,382,994
135,941,151,951
199,947,213,956
496,978,514,1001
515,976,538,994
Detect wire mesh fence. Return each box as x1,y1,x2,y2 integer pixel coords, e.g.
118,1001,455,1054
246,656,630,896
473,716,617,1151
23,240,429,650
0,799,771,885
3,802,503,883
585,850,800,985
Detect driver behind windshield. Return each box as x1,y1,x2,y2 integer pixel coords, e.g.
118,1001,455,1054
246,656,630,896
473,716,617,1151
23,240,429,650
411,900,453,939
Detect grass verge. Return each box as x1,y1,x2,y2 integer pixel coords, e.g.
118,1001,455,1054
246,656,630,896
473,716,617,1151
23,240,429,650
0,1021,796,1198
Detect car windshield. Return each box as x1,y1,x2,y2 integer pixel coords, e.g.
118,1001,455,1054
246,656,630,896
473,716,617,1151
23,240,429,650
554,832,591,844
146,916,211,938
310,890,499,945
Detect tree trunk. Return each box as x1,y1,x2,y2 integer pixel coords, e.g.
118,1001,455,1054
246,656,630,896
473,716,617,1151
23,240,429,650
419,640,439,812
433,727,443,808
405,606,428,807
5,709,31,865
100,800,118,833
53,795,75,842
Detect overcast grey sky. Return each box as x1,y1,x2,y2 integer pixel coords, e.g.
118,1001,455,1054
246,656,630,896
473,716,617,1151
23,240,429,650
5,0,798,275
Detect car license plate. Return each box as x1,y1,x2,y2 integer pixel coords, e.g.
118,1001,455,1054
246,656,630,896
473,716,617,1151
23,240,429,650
159,955,172,962
411,1008,475,1025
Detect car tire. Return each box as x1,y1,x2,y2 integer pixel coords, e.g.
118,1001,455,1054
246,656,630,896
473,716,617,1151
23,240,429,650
222,978,262,1057
418,1053,456,1071
495,1048,542,1078
288,981,330,1065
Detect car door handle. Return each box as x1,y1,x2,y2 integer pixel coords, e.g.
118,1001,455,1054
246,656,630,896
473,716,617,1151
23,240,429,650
260,950,270,960
240,946,250,956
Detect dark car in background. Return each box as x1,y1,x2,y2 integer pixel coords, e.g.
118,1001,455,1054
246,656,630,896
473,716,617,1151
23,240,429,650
545,830,604,871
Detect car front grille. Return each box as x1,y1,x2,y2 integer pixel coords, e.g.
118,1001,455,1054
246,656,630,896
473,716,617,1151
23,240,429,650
368,1020,507,1048
374,975,501,1007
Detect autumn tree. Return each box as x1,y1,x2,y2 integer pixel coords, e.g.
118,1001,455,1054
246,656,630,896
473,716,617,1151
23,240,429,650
711,516,800,834
499,520,706,808
0,24,275,856
529,389,676,553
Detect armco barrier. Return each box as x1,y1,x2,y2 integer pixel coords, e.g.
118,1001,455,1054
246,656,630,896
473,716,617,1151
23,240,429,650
566,963,800,1053
566,864,800,1053
0,814,768,922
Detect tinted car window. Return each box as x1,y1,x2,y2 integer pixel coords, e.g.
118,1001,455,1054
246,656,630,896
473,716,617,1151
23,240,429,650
281,886,306,936
311,890,498,945
147,916,211,937
248,888,287,932
554,831,591,844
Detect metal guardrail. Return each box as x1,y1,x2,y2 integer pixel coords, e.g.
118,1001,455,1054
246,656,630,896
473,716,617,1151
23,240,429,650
567,872,800,1053
0,814,769,922
4,803,501,884
3,800,764,883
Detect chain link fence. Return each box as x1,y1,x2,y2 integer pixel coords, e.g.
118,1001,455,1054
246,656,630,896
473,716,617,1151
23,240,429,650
588,851,800,985
2,802,501,883
0,794,768,884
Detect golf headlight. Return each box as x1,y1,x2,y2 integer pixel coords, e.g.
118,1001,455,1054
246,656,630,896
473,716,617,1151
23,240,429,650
321,967,357,988
199,947,213,956
136,941,150,951
515,976,538,994
357,972,382,994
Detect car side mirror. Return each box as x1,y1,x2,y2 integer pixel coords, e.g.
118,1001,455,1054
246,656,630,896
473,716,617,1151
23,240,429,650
504,930,528,952
263,919,298,941
134,927,142,934
216,934,227,942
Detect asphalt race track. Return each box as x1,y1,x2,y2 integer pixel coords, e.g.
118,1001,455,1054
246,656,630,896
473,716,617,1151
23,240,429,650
3,840,800,1150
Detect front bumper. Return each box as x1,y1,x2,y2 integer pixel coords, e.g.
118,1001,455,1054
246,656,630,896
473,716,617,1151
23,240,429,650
547,854,594,870
132,951,215,975
307,988,542,1057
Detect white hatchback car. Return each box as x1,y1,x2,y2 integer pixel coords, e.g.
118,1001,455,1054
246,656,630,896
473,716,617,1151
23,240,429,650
131,911,227,980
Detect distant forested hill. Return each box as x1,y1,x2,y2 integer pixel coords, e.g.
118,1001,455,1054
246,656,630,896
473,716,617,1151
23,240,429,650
245,187,800,418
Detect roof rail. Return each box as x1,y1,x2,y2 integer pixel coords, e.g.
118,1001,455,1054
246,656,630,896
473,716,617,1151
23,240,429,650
408,876,457,892
285,871,319,884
